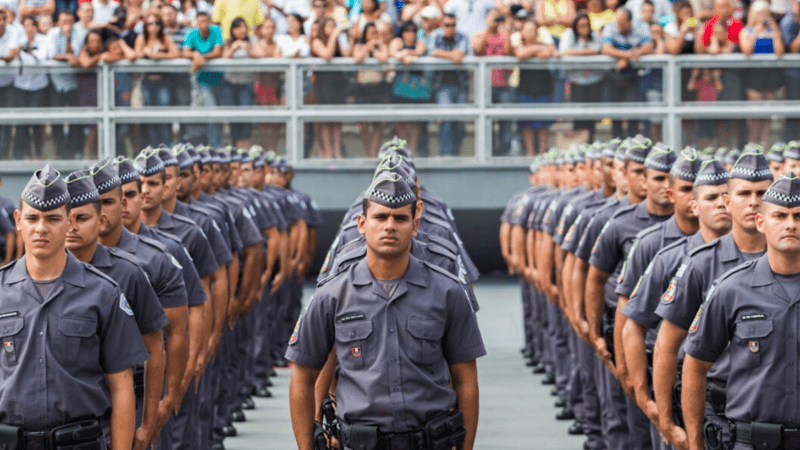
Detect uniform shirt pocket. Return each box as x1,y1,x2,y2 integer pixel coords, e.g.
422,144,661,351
336,320,373,370
733,319,773,367
57,316,98,365
0,317,24,367
407,318,445,366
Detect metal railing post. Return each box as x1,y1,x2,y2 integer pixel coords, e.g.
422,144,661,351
665,57,681,149
474,59,489,162
286,61,300,164
100,64,114,159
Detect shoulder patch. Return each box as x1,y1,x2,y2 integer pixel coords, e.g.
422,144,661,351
119,293,134,316
689,305,702,333
675,263,688,279
661,277,677,304
171,255,183,269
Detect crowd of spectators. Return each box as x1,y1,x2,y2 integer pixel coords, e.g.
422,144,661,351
0,0,798,158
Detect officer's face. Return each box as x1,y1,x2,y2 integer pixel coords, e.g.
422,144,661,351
668,177,697,220
254,166,265,187
66,204,107,252
614,159,629,195
724,178,772,231
785,158,800,175
163,166,179,202
212,164,224,188
358,202,419,259
99,188,124,237
199,165,212,191
574,162,586,186
177,168,194,201
239,163,254,188
121,182,143,229
626,162,647,199
601,158,616,190
692,184,730,234
769,161,784,180
15,203,72,260
229,162,241,185
646,169,672,208
140,174,165,213
757,202,800,254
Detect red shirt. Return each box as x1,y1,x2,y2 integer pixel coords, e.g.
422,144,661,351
701,15,743,47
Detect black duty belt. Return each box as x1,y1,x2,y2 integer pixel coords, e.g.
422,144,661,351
338,425,425,450
0,420,103,450
732,422,800,450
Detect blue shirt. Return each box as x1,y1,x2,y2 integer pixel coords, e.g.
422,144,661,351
601,19,653,50
183,25,224,86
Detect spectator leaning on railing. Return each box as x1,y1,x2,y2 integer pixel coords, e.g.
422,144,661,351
781,0,800,142
182,11,224,147
221,16,258,148
389,20,427,154
311,16,350,159
13,14,49,160
353,21,388,157
0,6,22,160
559,12,604,142
429,12,469,157
46,9,82,159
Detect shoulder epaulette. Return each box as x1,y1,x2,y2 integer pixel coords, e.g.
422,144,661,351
610,203,639,220
426,240,457,261
687,236,723,257
83,263,120,287
635,223,663,240
137,234,167,252
716,259,757,284
421,214,451,229
422,260,461,285
341,220,358,231
654,235,690,258
427,234,458,254
107,246,142,266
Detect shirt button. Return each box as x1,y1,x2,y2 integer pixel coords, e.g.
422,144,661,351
390,359,396,363
38,358,43,364
350,332,355,338
39,331,43,336
39,385,44,392
389,328,395,333
791,333,795,338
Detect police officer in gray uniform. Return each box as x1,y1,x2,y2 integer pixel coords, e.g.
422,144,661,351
64,169,170,450
765,143,785,181
681,172,800,450
286,172,486,450
0,164,148,450
654,151,773,450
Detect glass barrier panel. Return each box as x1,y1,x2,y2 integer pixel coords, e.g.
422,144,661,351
676,66,800,105
0,121,102,161
679,118,791,150
300,66,475,106
114,121,287,158
301,119,476,159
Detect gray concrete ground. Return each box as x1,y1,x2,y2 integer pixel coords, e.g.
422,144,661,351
223,278,586,450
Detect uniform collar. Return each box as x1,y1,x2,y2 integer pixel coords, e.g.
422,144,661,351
158,210,176,230
117,227,138,254
6,252,86,303
664,216,688,239
634,201,650,219
721,233,743,263
351,254,427,300
90,244,112,268
751,255,774,288
174,201,191,216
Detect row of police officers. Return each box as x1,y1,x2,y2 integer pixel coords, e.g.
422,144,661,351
0,143,323,450
502,137,800,450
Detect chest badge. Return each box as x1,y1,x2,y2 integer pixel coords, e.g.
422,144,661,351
749,341,759,353
4,341,14,353
351,347,362,358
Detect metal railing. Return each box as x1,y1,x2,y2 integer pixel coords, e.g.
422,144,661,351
0,53,798,170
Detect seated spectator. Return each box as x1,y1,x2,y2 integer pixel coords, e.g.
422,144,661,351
311,16,350,158
222,16,258,147
175,0,211,27
135,12,179,145
474,8,514,155
536,0,575,44
559,12,603,142
36,12,50,33
601,7,653,138
352,0,390,40
182,11,223,146
626,0,672,24
277,13,309,57
513,19,556,155
353,21,388,157
444,0,495,39
587,0,616,32
251,18,284,149
212,0,263,39
13,15,49,159
46,10,82,159
0,6,21,160
429,13,469,156
389,20,427,153
781,0,800,141
740,0,784,146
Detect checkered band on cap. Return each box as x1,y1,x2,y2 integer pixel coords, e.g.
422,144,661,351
21,164,70,212
216,149,231,164
729,151,773,182
135,152,165,177
366,172,416,208
237,149,254,164
785,141,800,161
90,157,122,194
65,170,101,208
644,147,676,172
114,157,141,184
763,172,800,208
694,159,729,187
670,147,701,181
626,140,651,164
157,149,178,167
198,150,213,165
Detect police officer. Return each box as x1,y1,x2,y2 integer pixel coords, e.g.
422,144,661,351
766,142,785,181
64,169,170,450
681,172,800,450
0,165,148,450
653,151,773,450
287,172,486,450
0,175,17,264
785,141,800,174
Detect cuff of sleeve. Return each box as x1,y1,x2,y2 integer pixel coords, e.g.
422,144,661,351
285,348,327,371
104,349,150,374
140,316,170,336
161,292,189,309
588,257,615,275
683,342,720,363
446,344,488,366
621,307,660,330
655,307,691,331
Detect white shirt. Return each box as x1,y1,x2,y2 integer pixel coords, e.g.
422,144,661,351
93,0,120,26
274,0,310,19
0,26,23,87
275,34,309,57
14,32,49,91
443,0,495,39
0,0,20,22
625,0,674,24
45,27,78,92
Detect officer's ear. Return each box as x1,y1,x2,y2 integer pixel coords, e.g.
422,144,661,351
755,211,766,234
357,214,366,236
690,198,699,217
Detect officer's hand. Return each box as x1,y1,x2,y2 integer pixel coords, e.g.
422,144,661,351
576,320,590,342
152,397,175,445
133,425,151,450
591,336,615,371
270,273,284,295
546,286,559,304
638,398,659,425
665,424,689,450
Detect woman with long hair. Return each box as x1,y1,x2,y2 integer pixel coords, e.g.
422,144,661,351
558,12,603,142
311,16,350,159
135,12,179,145
221,16,258,147
389,20,426,154
251,18,285,150
353,22,388,157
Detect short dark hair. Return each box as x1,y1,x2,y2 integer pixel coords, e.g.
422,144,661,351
196,11,210,19
361,198,417,218
398,20,417,37
443,13,456,21
618,8,633,21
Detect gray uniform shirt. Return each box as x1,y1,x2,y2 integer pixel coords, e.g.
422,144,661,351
286,256,486,433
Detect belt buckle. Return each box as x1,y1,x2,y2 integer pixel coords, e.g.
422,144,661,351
389,433,411,450
25,432,49,450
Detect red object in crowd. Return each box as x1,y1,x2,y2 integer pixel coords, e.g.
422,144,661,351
701,14,743,47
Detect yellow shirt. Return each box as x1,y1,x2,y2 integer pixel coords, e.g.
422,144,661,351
542,0,569,38
212,0,265,40
588,9,615,33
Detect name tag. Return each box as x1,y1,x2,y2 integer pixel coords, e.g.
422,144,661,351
341,314,365,323
0,311,19,320
741,314,766,321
